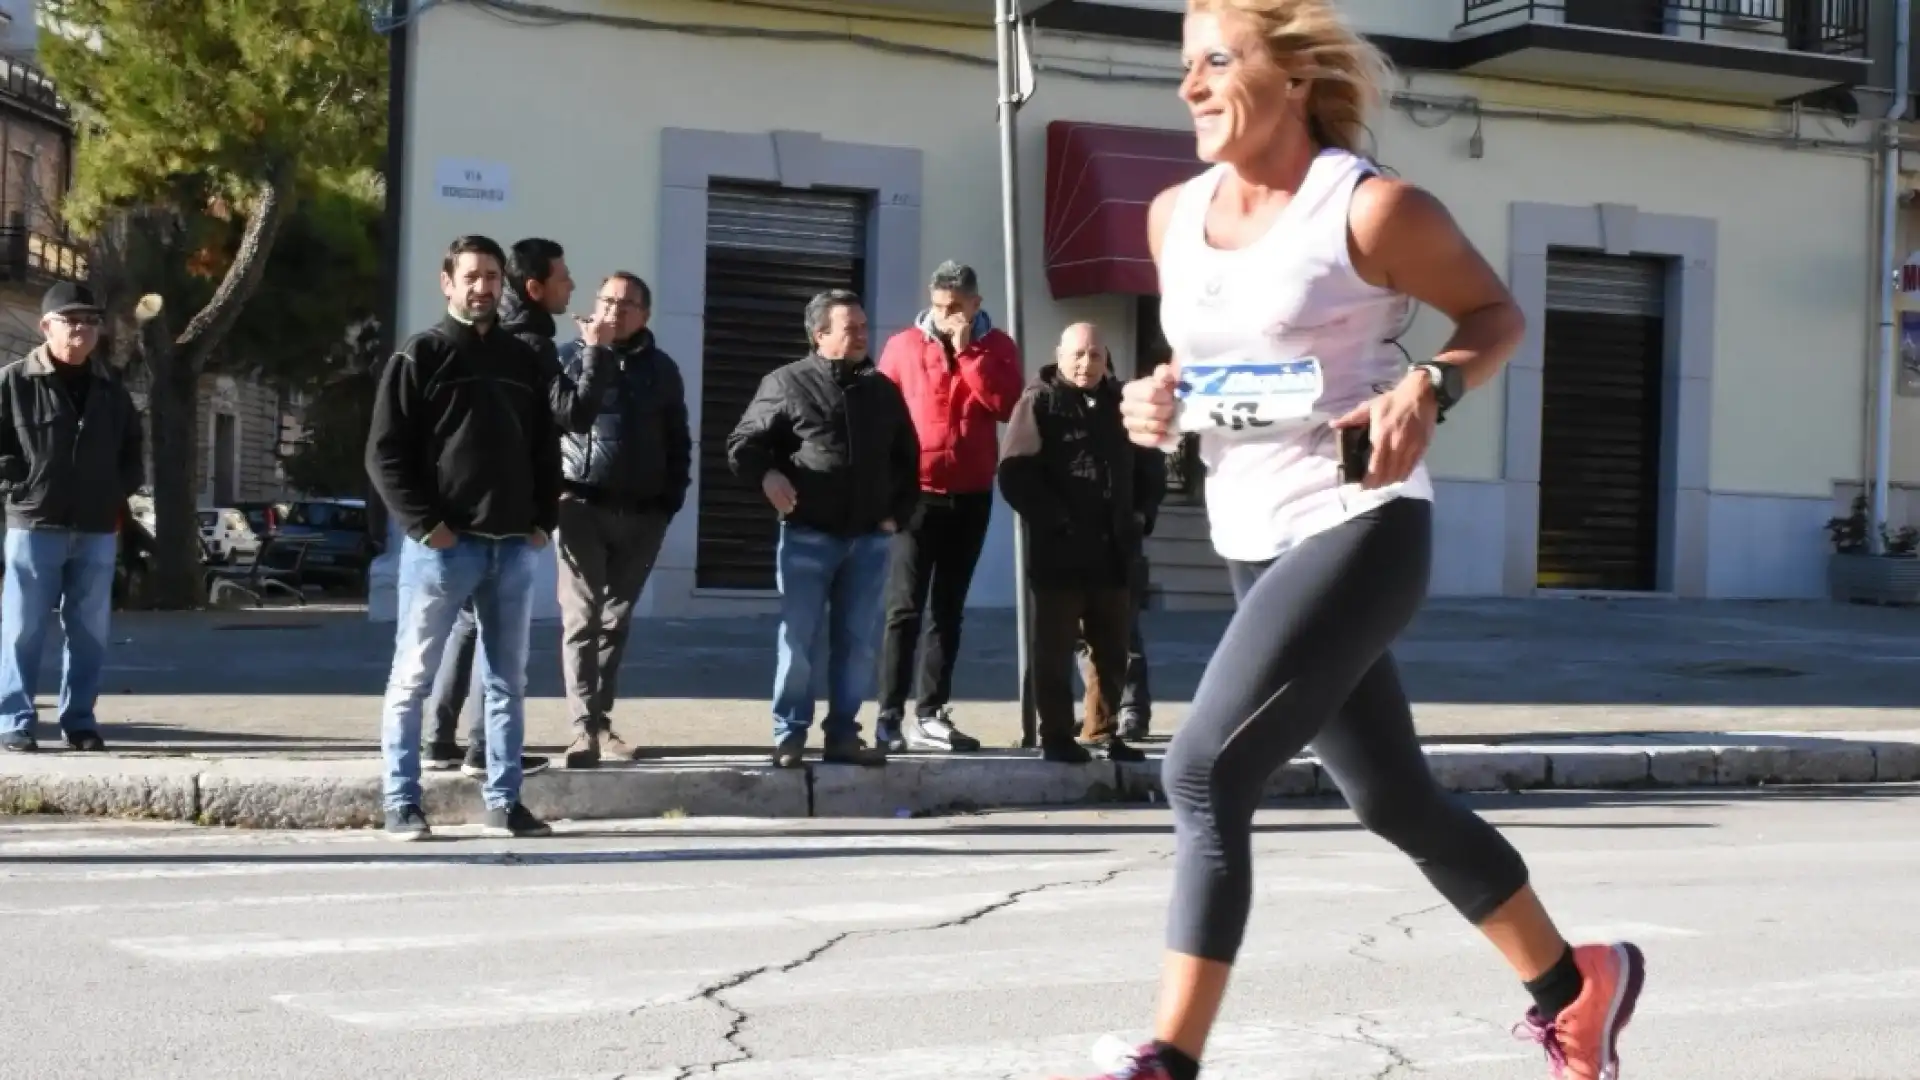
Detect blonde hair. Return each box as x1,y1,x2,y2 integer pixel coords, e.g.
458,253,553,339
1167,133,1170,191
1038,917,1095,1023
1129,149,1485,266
1188,0,1394,156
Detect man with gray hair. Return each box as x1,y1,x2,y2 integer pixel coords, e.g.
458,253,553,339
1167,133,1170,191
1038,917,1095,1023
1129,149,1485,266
874,260,1022,753
728,289,920,769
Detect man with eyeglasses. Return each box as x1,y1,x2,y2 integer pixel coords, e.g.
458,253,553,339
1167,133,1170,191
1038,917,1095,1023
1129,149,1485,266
0,283,145,754
553,272,689,768
422,237,613,778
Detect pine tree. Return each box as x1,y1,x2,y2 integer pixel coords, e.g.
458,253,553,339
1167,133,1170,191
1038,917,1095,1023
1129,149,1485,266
40,0,386,608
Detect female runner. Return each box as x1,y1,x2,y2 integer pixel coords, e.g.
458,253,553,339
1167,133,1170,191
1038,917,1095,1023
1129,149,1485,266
1052,3,1646,1079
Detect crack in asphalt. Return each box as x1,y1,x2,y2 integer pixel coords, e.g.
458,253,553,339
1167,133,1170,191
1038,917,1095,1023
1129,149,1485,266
1347,930,1386,965
1348,1013,1416,1080
1386,902,1448,939
1350,901,1450,965
661,864,1137,1077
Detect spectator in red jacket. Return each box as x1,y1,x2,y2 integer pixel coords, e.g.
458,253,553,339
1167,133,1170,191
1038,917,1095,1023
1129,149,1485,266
874,261,1023,753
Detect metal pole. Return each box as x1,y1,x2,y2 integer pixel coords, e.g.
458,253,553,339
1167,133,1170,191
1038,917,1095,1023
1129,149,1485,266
1872,0,1912,553
995,0,1036,747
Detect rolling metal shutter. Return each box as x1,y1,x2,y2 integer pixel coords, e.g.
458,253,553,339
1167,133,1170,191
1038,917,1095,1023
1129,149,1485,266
1537,253,1667,592
1544,252,1666,317
695,183,868,591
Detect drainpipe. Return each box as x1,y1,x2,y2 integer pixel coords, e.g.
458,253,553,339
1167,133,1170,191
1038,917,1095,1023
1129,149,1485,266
994,0,1037,745
1871,0,1912,553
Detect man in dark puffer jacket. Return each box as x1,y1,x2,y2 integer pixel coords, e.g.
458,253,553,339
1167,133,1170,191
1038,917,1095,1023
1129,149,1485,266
997,323,1162,764
728,290,919,770
553,272,690,768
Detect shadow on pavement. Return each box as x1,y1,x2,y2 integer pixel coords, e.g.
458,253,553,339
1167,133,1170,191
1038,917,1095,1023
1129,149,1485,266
27,598,1920,714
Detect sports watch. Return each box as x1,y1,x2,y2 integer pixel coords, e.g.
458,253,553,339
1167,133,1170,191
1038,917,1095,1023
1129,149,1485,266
1411,360,1463,421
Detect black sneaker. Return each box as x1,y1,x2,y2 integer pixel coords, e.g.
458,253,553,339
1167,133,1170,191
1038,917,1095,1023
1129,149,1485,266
480,802,552,838
822,738,887,767
424,741,464,771
904,710,982,753
1118,714,1151,742
63,729,107,752
1041,739,1093,764
874,715,906,753
384,805,432,842
460,747,551,779
1,731,37,753
1081,737,1146,763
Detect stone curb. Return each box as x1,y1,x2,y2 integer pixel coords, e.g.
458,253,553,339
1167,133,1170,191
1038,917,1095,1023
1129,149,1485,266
0,737,1915,828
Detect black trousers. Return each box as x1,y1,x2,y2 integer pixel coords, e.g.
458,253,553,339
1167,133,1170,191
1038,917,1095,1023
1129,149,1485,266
877,491,993,721
1163,498,1530,962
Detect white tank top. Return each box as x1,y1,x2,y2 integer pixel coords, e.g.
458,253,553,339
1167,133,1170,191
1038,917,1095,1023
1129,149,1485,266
1157,148,1433,564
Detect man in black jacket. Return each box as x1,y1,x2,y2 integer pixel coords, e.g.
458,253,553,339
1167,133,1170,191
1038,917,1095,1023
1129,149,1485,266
0,283,144,754
423,237,611,778
366,234,561,841
554,272,690,768
727,290,918,769
997,322,1161,763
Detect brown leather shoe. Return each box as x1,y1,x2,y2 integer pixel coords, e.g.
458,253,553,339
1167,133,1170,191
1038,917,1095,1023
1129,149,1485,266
598,729,639,762
564,731,600,769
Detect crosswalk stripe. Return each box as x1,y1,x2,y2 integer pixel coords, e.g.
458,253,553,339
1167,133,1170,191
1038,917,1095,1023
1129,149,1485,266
487,969,1920,1080
104,870,1420,965
259,912,1705,1031
0,827,961,855
0,856,1124,917
272,969,735,1029
0,833,981,882
110,896,1015,962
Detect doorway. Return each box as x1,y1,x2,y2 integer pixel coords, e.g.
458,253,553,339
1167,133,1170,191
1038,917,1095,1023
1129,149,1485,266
1535,251,1668,592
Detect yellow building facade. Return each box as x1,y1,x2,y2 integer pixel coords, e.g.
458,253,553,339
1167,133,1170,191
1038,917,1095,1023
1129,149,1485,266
383,0,1902,617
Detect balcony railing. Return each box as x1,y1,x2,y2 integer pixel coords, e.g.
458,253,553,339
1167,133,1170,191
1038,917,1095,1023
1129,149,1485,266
1461,0,1869,58
2,216,89,285
0,55,69,119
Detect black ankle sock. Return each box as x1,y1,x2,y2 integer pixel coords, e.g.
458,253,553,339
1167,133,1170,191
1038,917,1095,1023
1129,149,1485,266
1524,946,1585,1019
1151,1042,1200,1080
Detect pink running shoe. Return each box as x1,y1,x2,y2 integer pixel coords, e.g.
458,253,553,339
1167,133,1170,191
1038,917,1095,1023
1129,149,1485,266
1049,1042,1176,1080
1518,942,1648,1080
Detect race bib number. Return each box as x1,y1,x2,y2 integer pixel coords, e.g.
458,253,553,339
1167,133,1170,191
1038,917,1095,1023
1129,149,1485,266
1175,356,1325,438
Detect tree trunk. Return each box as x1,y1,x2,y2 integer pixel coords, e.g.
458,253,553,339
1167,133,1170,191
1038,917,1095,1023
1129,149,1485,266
139,308,206,610
134,162,300,609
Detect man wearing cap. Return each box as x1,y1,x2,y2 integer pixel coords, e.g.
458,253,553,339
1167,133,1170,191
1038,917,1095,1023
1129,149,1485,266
0,283,145,754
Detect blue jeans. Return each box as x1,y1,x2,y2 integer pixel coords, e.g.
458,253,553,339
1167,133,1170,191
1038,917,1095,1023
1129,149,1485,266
380,535,537,811
771,524,891,744
0,528,118,737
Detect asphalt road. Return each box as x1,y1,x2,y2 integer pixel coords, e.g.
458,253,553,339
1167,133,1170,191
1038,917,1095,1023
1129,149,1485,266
3,786,1917,1079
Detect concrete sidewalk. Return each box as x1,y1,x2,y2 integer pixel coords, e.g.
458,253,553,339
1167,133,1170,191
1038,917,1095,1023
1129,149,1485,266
3,596,1919,826
38,596,1920,757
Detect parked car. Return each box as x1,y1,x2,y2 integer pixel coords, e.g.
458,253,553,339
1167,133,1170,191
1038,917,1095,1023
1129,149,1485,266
272,498,372,592
199,507,262,565
233,501,283,539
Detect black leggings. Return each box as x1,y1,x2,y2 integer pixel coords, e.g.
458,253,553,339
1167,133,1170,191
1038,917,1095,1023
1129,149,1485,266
1164,497,1529,963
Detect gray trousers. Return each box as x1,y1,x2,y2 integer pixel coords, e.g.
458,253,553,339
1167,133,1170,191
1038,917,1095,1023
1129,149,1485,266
557,497,670,732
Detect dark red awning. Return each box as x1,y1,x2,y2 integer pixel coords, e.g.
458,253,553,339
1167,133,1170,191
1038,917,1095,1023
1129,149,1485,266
1043,120,1206,299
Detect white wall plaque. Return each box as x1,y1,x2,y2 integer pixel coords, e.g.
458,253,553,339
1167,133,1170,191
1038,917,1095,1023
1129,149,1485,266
433,158,510,210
